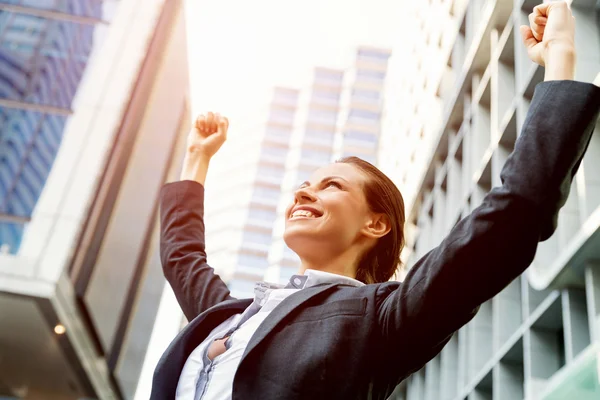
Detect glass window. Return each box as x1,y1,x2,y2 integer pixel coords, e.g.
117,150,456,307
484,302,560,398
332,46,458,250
300,148,331,163
252,185,281,200
314,69,343,84
357,49,390,62
265,126,291,140
304,128,334,146
312,89,339,100
308,109,337,124
348,109,380,124
227,279,256,297
260,143,288,159
247,207,277,222
0,4,110,254
237,253,269,274
311,89,340,106
269,108,295,124
356,69,386,82
345,131,378,144
351,89,381,106
273,89,298,105
257,164,285,180
243,230,272,246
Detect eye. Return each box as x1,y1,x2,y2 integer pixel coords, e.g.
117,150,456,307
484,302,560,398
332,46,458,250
325,181,342,189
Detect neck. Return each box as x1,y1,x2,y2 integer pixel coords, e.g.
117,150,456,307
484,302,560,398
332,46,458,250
297,248,360,279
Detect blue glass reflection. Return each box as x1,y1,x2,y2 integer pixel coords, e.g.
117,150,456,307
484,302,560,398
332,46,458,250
0,1,106,253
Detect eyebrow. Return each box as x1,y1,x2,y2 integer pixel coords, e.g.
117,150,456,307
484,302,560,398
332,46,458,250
299,175,349,188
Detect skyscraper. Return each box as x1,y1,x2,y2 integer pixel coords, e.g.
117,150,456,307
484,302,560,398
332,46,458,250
382,0,600,399
0,0,190,398
204,86,300,298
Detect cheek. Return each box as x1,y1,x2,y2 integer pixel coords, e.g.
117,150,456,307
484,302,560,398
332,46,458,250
322,196,363,228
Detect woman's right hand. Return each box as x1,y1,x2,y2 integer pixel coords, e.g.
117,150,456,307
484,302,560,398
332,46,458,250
187,112,229,159
180,112,229,184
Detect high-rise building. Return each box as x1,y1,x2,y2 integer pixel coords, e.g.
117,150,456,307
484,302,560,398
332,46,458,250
203,47,392,297
204,86,300,298
382,0,600,399
0,0,190,398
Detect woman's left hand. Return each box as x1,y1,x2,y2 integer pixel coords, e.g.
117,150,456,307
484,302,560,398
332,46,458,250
520,1,576,80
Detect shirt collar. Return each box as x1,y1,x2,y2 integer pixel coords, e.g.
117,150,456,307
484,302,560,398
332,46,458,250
287,269,365,289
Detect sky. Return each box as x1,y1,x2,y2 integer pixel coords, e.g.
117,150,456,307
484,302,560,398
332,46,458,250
185,0,404,117
134,1,404,398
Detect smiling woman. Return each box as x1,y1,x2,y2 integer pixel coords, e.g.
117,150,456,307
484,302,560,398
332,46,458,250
284,157,405,284
151,3,600,399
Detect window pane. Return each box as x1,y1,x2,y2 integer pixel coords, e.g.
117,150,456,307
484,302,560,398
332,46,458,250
260,144,288,159
269,108,295,124
356,69,386,82
265,126,291,140
242,230,272,246
252,185,281,202
247,207,277,222
314,69,343,85
348,109,380,125
300,148,331,163
345,130,378,143
307,109,337,124
273,89,298,105
0,12,106,109
357,49,390,62
237,254,269,276
227,279,256,297
257,164,285,180
304,129,334,146
0,221,25,255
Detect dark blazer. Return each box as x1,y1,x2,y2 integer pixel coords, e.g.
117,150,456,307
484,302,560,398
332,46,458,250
151,81,600,400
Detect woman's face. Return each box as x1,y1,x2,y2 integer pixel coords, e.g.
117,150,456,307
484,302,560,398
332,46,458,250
283,163,373,258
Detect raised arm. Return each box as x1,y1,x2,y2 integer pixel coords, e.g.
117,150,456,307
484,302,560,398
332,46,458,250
160,112,234,321
376,1,600,379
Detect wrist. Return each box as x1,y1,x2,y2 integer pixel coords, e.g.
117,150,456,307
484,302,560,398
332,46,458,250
180,151,211,185
544,42,576,81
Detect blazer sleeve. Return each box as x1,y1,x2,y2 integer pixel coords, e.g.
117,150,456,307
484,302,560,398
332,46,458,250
375,80,600,377
160,180,234,321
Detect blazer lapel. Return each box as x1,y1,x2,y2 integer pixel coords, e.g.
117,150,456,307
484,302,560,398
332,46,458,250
238,283,338,365
152,298,253,398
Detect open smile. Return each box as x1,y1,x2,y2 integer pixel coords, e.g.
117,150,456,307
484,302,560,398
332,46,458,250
289,206,323,220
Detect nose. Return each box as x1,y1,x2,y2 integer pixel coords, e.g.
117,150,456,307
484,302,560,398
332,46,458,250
294,186,317,203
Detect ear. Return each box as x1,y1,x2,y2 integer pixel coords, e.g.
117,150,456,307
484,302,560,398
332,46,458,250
361,213,391,240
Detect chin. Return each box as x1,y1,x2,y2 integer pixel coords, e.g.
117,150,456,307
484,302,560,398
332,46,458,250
283,225,320,251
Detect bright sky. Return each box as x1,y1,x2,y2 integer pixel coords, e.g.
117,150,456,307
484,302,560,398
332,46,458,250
134,1,404,398
186,0,405,117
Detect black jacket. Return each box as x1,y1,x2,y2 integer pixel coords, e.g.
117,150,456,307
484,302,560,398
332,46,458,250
151,81,600,399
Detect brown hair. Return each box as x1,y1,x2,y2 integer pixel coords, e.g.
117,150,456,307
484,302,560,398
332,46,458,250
336,156,406,284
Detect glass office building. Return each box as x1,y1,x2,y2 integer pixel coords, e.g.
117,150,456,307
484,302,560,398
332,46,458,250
384,0,600,399
0,0,190,398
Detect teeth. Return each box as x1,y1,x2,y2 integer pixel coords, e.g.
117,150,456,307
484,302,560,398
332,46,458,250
291,210,317,218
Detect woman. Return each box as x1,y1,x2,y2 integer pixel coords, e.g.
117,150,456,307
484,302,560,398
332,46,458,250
152,2,600,399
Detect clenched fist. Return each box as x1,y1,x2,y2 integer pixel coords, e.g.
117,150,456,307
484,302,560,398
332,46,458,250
520,1,575,67
187,112,229,159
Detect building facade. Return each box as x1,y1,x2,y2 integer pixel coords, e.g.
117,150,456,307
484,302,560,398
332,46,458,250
384,0,600,399
203,86,301,298
0,0,190,398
